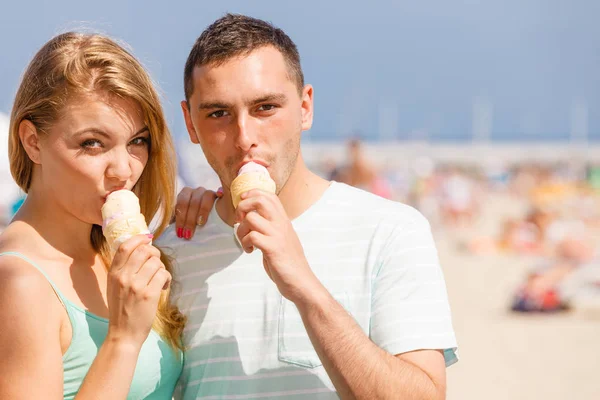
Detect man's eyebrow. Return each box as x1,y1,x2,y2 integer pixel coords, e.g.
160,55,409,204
249,93,287,105
197,93,287,111
197,101,231,110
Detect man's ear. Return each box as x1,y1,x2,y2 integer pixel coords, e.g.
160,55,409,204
300,84,314,131
19,120,42,164
181,100,200,144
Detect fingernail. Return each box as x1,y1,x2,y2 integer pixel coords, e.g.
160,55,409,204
177,227,183,238
216,187,224,197
197,215,204,226
146,234,154,239
184,229,191,240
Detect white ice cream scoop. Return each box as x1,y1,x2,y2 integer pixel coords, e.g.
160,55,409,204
101,190,150,256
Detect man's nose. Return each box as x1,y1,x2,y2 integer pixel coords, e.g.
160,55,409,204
234,113,258,152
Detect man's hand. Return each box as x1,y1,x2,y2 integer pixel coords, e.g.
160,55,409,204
235,189,322,302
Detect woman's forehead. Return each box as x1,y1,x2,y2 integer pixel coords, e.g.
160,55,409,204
54,93,145,137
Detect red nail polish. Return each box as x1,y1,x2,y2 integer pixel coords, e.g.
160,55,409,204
183,229,189,239
177,227,183,238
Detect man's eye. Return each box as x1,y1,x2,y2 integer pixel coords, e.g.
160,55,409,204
208,110,228,118
80,139,103,149
258,104,276,111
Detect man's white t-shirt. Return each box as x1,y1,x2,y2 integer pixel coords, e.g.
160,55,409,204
158,182,458,399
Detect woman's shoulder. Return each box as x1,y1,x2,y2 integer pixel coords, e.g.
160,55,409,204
0,225,58,309
0,253,64,352
0,252,55,305
0,221,45,257
0,233,65,397
0,221,29,247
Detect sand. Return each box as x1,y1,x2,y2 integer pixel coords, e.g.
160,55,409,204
439,194,599,400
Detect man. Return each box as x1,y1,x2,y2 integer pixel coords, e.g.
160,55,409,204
159,13,458,399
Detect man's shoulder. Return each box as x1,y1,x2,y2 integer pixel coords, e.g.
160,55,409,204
331,182,428,226
155,223,178,246
155,221,239,265
155,222,225,246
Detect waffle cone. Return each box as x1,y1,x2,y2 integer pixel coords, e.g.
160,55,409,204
230,172,276,208
103,213,150,254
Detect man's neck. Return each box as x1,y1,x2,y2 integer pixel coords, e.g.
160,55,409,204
216,155,330,227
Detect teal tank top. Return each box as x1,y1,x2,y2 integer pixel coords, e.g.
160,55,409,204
0,252,183,399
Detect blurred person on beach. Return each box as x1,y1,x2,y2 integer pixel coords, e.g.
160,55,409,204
511,236,598,313
163,13,458,400
510,206,599,312
438,167,478,228
408,161,442,228
0,32,192,399
337,138,393,199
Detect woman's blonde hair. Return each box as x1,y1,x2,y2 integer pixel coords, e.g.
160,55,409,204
8,32,186,350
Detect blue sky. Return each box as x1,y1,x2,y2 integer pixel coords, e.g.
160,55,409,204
1,0,598,141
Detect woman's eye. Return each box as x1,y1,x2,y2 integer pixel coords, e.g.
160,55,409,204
129,137,150,146
80,139,103,149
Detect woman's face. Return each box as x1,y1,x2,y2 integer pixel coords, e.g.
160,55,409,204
36,92,149,226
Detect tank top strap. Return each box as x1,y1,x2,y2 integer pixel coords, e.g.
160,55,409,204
0,251,68,308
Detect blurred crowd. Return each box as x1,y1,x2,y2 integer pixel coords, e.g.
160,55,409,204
316,139,600,315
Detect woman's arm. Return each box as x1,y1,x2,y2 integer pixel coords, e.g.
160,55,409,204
0,258,144,400
0,258,66,399
0,234,171,400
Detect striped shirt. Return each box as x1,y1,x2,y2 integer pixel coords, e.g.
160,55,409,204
158,182,458,399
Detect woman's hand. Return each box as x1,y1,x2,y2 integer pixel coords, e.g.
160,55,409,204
106,234,171,348
174,186,223,239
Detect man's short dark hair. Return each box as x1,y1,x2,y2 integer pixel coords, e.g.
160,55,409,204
184,13,305,102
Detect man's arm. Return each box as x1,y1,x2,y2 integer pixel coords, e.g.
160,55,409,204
236,191,455,399
296,283,446,400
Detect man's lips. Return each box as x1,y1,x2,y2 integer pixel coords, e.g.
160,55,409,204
235,160,269,174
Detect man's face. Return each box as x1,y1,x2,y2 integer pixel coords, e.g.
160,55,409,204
182,46,313,194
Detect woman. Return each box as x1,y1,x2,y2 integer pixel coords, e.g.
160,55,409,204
0,32,187,399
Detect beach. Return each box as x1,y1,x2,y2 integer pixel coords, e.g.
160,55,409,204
441,193,599,400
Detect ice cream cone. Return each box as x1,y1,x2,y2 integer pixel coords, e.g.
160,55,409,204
102,190,150,255
230,162,276,208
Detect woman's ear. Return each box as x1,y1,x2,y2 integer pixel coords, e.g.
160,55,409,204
18,120,42,164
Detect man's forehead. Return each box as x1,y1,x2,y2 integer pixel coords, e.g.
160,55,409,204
190,73,297,107
191,47,291,87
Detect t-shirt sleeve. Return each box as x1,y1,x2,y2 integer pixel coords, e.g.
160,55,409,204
370,210,458,367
